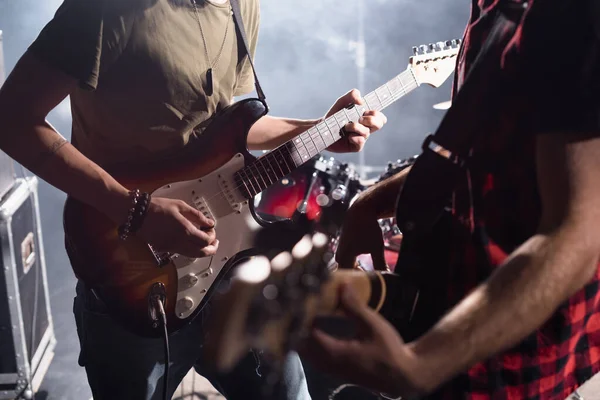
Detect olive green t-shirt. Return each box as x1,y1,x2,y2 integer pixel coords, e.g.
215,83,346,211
29,0,260,167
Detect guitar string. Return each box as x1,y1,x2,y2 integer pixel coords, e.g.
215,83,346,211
238,69,419,194
188,78,420,208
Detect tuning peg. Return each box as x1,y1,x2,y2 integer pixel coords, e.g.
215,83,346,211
436,41,446,51
412,46,418,55
418,44,428,54
445,40,453,48
428,43,436,52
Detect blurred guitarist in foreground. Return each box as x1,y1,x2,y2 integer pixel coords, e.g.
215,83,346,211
301,1,600,399
0,0,386,399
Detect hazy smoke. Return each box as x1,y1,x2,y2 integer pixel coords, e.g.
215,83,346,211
0,0,469,173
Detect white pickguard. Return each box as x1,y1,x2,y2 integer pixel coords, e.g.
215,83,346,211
152,153,262,319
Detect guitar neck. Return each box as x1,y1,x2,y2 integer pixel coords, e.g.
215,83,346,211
235,68,419,198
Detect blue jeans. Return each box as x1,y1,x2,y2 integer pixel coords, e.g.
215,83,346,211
73,281,311,400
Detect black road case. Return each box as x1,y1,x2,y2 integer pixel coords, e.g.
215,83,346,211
0,177,55,400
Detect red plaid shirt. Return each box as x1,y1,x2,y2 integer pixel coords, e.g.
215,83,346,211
430,1,600,398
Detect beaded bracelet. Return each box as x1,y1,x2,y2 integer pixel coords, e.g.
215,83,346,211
130,192,152,233
118,190,152,241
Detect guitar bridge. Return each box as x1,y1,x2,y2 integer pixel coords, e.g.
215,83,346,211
148,244,172,268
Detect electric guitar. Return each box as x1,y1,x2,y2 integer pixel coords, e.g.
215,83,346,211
203,227,403,399
63,40,461,337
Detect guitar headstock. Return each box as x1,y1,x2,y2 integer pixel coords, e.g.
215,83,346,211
409,39,461,88
204,231,332,372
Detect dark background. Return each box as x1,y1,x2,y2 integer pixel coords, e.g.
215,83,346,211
0,1,469,398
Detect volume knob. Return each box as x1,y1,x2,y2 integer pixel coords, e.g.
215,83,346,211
176,297,195,317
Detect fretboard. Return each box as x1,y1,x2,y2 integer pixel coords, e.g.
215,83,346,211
235,68,419,199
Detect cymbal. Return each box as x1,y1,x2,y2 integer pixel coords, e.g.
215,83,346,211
433,100,452,110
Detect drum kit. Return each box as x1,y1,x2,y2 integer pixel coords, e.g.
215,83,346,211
254,153,419,272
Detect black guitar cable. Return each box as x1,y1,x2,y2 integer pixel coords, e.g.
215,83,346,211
154,297,170,400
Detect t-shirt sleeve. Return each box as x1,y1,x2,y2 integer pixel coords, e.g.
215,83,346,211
233,0,260,97
28,0,106,90
504,0,600,134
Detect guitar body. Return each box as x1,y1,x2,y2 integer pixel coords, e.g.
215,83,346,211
63,99,274,337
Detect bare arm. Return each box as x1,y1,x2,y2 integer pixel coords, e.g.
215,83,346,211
351,166,411,219
0,51,130,224
334,167,410,269
246,90,387,153
410,131,600,391
247,115,321,150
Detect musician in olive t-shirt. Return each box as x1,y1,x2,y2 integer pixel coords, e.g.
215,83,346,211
0,0,387,399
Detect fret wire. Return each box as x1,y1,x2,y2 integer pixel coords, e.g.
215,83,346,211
251,160,268,189
317,123,334,146
387,75,401,98
396,75,407,98
285,143,299,167
273,149,290,177
375,86,389,106
298,135,313,158
317,123,337,148
248,163,266,192
279,146,293,173
304,130,319,156
289,140,305,166
325,117,341,141
402,71,418,91
235,172,251,198
373,90,384,110
310,126,323,148
253,160,270,191
383,82,394,101
241,169,258,197
321,121,337,142
299,134,314,160
257,157,274,186
407,67,419,88
300,133,312,161
264,152,280,179
309,127,326,152
293,141,306,166
366,93,381,110
347,106,360,121
270,148,287,177
331,113,343,132
262,155,279,184
341,107,353,125
293,136,310,163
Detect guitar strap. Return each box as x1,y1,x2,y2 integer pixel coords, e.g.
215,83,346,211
230,0,268,109
393,9,521,338
396,11,518,238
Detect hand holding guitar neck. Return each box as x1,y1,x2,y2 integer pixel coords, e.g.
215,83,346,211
203,226,402,373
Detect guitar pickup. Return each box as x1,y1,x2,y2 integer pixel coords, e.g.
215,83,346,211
218,174,243,212
193,196,216,223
